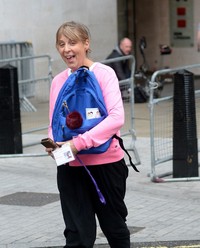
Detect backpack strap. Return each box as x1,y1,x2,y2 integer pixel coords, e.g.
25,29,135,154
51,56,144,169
79,65,89,70
113,134,139,172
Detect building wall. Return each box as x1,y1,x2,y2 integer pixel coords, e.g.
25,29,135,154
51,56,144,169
0,0,118,75
135,0,200,74
1,0,200,76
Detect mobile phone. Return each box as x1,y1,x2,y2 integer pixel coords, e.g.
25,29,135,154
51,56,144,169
41,138,58,148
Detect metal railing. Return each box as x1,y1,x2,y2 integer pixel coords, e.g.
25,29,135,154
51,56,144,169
101,55,141,165
0,54,53,111
149,63,200,182
0,54,53,158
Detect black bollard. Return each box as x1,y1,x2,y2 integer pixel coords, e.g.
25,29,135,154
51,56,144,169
173,70,198,178
0,65,22,154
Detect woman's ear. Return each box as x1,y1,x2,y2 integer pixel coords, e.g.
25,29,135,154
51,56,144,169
84,39,90,51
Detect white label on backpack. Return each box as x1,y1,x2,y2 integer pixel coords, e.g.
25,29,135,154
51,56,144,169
86,108,101,119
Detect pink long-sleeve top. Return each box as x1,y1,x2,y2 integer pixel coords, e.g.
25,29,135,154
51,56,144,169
48,62,125,166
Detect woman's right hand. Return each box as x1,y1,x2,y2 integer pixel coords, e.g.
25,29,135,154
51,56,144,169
46,147,55,158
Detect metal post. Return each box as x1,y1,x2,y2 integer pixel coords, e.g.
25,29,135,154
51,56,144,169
173,70,199,178
0,65,22,154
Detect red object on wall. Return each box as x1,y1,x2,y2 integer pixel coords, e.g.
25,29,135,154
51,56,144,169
177,20,186,28
177,7,186,16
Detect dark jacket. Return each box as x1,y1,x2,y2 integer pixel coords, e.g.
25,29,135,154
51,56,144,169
106,46,131,81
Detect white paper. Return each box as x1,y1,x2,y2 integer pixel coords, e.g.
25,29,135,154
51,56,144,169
52,143,75,166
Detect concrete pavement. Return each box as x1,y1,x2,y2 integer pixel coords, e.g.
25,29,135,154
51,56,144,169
0,132,200,248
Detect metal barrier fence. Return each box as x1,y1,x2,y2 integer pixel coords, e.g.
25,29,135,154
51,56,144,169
101,55,141,165
149,63,200,182
0,55,53,158
0,41,34,98
0,55,53,111
0,55,141,166
0,41,33,60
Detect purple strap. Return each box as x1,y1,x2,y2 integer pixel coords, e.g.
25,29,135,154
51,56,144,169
75,155,106,204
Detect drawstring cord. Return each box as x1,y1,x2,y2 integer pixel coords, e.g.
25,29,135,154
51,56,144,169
75,155,106,205
74,134,139,204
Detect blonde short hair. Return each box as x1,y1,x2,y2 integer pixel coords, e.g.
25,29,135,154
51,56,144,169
56,21,91,54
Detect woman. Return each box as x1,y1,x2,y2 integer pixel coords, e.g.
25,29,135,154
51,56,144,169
46,21,130,248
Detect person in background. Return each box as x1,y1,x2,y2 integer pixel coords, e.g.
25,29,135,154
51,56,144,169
106,37,133,81
45,21,131,248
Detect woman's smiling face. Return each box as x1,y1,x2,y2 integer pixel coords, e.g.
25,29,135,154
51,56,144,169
57,34,89,72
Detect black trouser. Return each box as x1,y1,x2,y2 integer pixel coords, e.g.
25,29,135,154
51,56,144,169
57,159,130,248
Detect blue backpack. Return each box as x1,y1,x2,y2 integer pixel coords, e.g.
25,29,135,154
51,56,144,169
52,66,112,154
52,66,139,171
